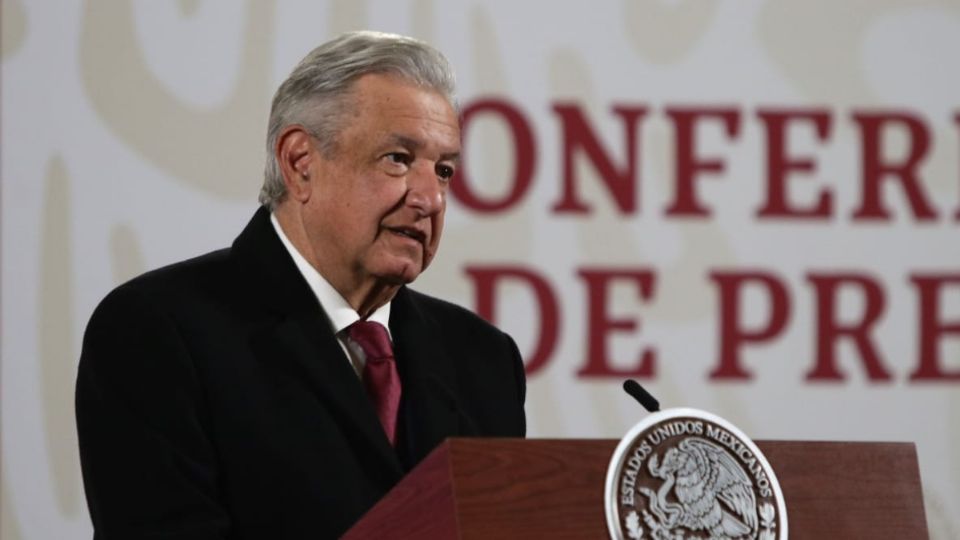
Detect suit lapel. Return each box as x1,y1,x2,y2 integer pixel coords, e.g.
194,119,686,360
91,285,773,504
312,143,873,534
389,288,461,468
233,208,403,484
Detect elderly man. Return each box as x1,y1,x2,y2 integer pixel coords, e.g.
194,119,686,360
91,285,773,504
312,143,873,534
76,31,526,539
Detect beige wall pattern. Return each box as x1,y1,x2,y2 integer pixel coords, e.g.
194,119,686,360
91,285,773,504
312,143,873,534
2,1,959,538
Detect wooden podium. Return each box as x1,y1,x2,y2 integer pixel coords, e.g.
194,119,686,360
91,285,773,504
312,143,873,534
343,438,928,539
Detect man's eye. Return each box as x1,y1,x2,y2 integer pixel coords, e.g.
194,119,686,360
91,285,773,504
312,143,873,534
385,153,411,165
436,164,455,180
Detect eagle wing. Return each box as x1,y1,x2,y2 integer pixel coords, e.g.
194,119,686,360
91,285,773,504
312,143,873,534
682,438,758,533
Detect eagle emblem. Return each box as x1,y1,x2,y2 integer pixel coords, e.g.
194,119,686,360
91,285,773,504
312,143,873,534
604,408,786,540
639,437,757,539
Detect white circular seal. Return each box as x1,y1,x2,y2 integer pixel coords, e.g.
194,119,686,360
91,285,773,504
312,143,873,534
604,408,788,540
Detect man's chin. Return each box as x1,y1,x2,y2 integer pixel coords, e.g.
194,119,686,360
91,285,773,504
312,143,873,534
372,260,423,285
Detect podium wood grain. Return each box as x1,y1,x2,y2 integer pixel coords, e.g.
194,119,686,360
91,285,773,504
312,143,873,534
343,438,928,539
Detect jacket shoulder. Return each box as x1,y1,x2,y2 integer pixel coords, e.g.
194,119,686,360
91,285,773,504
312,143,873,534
108,248,231,301
403,287,504,337
123,248,232,292
86,248,236,334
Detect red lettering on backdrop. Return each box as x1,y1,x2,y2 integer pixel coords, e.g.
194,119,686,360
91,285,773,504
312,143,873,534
452,99,536,212
664,107,741,217
910,274,960,380
756,109,833,219
851,111,937,221
709,271,790,380
465,266,558,376
550,104,648,214
576,269,657,378
805,274,892,381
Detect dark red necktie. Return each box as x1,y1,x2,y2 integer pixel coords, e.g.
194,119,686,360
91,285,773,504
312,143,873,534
347,320,401,445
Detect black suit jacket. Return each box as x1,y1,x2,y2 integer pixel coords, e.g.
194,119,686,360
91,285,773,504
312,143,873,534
76,207,526,539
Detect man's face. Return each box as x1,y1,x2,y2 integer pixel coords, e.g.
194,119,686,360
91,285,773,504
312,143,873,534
301,73,460,292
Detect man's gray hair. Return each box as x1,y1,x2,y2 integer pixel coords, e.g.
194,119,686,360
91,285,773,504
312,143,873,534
259,30,457,209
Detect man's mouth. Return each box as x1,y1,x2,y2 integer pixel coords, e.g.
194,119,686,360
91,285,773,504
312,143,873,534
386,226,426,245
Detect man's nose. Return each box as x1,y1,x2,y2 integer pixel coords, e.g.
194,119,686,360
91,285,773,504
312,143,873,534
405,162,445,216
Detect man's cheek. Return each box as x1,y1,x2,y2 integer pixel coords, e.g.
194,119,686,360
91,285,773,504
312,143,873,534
421,248,436,270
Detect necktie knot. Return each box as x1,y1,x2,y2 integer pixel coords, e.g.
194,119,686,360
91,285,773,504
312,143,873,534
347,320,393,362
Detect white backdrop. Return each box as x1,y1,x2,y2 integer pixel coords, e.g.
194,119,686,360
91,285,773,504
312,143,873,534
3,1,959,538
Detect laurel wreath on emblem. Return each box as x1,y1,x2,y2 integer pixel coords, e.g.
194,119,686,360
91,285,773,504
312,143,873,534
627,437,778,540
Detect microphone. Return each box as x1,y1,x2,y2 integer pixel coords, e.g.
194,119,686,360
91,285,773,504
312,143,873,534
623,379,660,412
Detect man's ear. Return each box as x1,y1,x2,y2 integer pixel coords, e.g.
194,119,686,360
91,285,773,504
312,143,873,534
276,125,315,203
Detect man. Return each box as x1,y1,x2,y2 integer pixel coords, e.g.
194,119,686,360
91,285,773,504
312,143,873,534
76,31,526,539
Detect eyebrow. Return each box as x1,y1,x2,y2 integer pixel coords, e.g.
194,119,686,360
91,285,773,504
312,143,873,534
387,134,461,163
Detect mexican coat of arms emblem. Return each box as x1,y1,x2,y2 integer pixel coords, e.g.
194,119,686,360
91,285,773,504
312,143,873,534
605,408,788,540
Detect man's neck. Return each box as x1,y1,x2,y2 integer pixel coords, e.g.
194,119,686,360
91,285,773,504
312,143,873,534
273,205,399,317
353,282,399,319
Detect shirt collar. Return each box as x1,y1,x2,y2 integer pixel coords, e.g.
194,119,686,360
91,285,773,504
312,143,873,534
270,212,391,336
